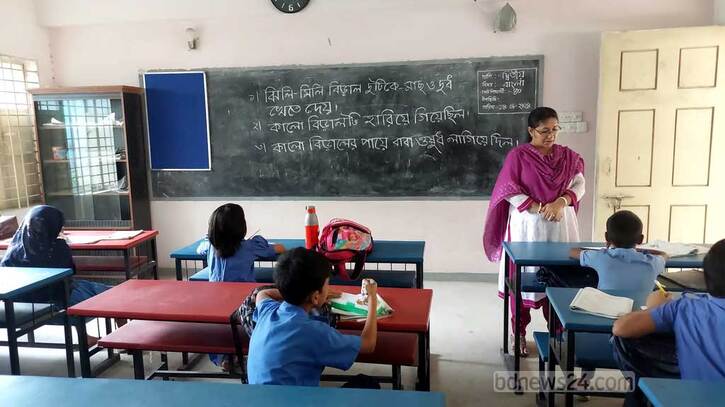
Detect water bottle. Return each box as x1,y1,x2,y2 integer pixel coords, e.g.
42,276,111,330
304,205,319,250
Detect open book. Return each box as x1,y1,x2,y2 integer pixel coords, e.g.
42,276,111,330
638,240,708,258
330,292,394,320
570,287,633,319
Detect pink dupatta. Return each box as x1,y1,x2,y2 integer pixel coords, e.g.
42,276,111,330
483,143,584,261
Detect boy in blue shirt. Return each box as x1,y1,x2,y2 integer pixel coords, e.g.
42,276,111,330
612,239,725,406
570,210,667,291
247,247,378,386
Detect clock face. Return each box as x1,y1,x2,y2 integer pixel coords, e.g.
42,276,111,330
271,0,310,13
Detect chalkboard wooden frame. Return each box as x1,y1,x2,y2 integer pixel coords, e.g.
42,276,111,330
143,71,212,171
143,55,543,199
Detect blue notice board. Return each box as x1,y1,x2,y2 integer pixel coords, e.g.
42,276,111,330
143,71,211,170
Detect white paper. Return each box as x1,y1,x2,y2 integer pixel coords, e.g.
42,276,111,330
107,230,143,240
570,287,634,319
639,240,701,257
65,235,103,244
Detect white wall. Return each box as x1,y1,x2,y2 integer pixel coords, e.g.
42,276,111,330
0,0,52,84
716,0,725,24
32,0,714,272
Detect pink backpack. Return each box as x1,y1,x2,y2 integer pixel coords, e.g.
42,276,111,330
317,218,373,280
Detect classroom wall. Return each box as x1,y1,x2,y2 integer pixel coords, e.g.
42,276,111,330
716,0,725,24
0,0,53,84
32,0,715,273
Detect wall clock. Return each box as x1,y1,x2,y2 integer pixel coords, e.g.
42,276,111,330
271,0,310,13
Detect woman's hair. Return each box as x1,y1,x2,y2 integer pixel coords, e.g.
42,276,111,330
704,239,725,298
527,107,559,141
207,203,247,259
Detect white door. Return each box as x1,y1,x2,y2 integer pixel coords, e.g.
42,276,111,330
595,26,725,244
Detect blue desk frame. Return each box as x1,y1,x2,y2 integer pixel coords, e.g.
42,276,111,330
0,375,446,407
638,378,725,407
500,241,704,387
544,287,650,407
0,267,74,376
171,238,426,288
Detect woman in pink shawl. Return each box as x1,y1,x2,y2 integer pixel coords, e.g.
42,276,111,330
483,107,585,356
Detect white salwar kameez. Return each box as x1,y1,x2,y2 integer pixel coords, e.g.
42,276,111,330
497,172,586,306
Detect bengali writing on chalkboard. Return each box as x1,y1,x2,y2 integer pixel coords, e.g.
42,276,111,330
247,73,524,157
478,68,537,114
150,57,542,197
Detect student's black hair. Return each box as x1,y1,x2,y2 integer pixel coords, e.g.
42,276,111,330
274,247,332,305
605,210,643,249
527,107,559,141
207,203,247,259
704,239,725,298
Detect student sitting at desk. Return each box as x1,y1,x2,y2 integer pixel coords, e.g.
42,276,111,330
247,248,378,386
196,203,285,282
0,205,123,344
612,239,725,406
570,210,667,291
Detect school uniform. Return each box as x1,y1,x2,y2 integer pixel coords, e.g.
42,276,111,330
197,236,276,282
651,293,725,380
247,299,361,386
580,248,665,291
0,205,109,305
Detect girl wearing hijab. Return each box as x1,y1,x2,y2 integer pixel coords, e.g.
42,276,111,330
1,205,123,343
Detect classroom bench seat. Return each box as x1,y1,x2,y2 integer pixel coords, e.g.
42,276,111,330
73,256,149,272
0,303,53,327
533,331,618,369
98,320,418,388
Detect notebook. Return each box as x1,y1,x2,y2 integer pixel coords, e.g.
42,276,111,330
330,292,394,320
638,240,708,258
569,287,633,319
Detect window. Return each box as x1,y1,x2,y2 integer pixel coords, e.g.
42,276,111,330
0,55,41,210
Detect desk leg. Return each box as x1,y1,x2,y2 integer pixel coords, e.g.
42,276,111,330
62,278,75,377
150,238,159,280
105,318,114,359
416,261,424,289
513,264,522,382
564,332,575,407
546,301,556,407
132,351,145,380
175,259,183,281
76,317,92,378
4,301,20,375
416,329,431,391
123,250,131,281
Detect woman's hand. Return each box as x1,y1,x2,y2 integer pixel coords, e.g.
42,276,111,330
527,202,541,214
540,198,567,222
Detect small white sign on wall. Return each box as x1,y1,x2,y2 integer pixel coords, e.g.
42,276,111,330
558,111,587,133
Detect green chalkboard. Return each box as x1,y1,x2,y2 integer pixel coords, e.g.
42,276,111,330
150,56,542,198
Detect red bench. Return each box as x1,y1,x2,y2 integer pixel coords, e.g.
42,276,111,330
98,320,418,389
73,256,155,279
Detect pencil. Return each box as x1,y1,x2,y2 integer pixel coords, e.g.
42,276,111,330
654,280,668,294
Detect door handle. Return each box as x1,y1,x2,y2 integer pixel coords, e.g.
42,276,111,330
601,194,633,211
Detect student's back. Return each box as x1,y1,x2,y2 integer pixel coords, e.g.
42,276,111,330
197,203,280,282
578,211,664,291
247,298,359,386
199,236,275,282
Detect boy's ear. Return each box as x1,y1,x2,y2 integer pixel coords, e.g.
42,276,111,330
637,234,644,245
604,231,610,243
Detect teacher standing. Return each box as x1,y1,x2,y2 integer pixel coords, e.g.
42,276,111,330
483,107,585,356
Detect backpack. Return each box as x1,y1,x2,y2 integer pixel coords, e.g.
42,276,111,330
317,218,373,280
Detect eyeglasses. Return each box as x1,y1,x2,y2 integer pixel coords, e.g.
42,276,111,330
534,126,562,136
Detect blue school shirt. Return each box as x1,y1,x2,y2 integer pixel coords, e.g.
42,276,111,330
197,236,276,282
651,294,725,380
247,299,361,386
580,248,665,291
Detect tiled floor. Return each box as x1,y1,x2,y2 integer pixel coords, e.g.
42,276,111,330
0,280,624,406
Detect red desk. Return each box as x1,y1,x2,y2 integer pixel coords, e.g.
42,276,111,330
68,280,433,390
1,230,159,281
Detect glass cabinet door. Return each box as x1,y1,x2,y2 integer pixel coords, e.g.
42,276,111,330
34,94,131,228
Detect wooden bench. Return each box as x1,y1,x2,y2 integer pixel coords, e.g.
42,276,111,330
98,320,418,389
